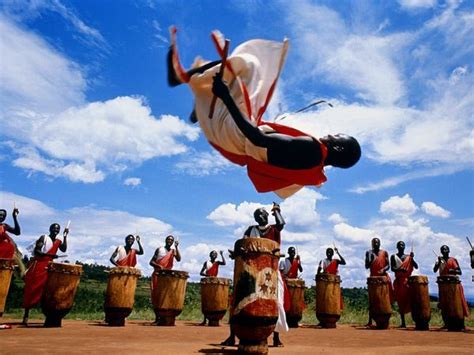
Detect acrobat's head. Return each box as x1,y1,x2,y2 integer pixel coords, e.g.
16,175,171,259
321,134,361,169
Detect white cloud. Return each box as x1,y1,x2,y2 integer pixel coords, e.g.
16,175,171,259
380,194,418,216
0,16,200,183
174,150,235,176
399,0,437,10
421,201,451,218
124,177,142,187
328,213,346,224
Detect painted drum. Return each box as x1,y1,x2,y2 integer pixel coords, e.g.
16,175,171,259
231,237,280,355
367,276,392,329
104,266,141,326
200,277,230,326
151,269,189,326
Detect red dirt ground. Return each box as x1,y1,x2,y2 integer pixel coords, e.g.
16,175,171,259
0,319,472,354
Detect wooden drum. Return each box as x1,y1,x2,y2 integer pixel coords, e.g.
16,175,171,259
231,237,280,355
285,278,305,328
315,273,342,328
367,276,392,329
437,275,464,331
104,266,141,326
0,258,15,317
41,262,82,327
151,269,189,326
408,275,431,330
200,276,230,326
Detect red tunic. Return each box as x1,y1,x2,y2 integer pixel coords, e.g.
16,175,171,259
370,250,393,302
116,249,137,267
286,258,300,279
205,262,219,277
393,255,414,314
0,224,15,259
151,249,175,291
440,257,470,317
22,238,61,308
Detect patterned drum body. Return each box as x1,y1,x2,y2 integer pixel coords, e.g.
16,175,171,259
367,276,392,329
408,275,431,330
41,262,82,327
437,275,464,331
104,267,141,326
315,273,341,328
231,237,279,355
152,269,189,326
285,278,305,328
200,277,230,326
0,258,15,317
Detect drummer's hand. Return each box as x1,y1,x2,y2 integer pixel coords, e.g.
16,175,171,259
296,254,300,260
228,249,235,259
136,235,141,242
174,239,179,247
219,250,224,255
63,228,69,236
271,202,280,213
334,247,338,253
51,254,59,259
410,252,414,257
437,256,443,262
12,208,19,217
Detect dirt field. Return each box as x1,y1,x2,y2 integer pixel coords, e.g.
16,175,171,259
0,319,472,354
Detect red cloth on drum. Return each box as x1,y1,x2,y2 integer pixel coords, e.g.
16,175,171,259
22,239,61,308
324,260,344,309
280,270,291,312
286,258,300,279
0,225,15,259
151,250,175,290
117,249,137,267
205,262,219,277
440,257,470,317
393,256,413,314
370,250,393,302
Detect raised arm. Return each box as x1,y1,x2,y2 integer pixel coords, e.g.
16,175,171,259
59,228,68,253
218,250,226,266
433,257,442,273
335,248,346,265
410,252,418,269
212,75,269,148
272,203,285,232
174,240,181,262
4,208,21,235
135,235,144,255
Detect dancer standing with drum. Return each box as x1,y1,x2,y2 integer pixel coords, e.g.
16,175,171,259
280,247,305,328
222,203,287,348
317,247,346,276
22,223,68,325
390,241,418,328
0,208,20,259
280,247,302,279
110,234,143,267
365,238,392,328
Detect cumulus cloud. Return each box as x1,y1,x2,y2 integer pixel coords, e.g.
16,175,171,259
124,177,142,187
399,0,437,10
174,150,235,176
328,213,347,224
0,16,200,183
421,201,451,218
380,194,418,216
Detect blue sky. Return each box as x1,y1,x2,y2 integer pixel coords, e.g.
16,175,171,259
0,0,473,296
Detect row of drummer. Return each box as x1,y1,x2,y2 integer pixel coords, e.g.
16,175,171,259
0,205,470,333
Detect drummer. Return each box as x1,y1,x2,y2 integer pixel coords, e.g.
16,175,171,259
433,245,470,327
222,203,287,348
22,223,68,325
365,237,392,328
110,234,143,267
317,247,346,275
0,207,20,259
149,235,181,271
280,246,302,279
199,250,226,325
390,241,418,328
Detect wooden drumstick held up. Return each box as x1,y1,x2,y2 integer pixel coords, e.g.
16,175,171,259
466,236,473,250
209,39,230,119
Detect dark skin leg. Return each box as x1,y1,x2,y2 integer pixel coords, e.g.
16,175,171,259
22,309,29,326
273,332,283,347
220,330,236,346
400,313,406,328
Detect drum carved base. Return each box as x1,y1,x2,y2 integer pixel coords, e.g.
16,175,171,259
154,309,181,326
42,308,71,328
316,313,340,328
238,340,268,355
373,314,391,329
445,317,464,332
286,314,301,328
104,307,132,327
414,320,429,331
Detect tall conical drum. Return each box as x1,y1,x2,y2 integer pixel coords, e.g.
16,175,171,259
315,273,342,328
367,276,392,329
285,278,305,328
408,275,431,330
437,275,464,331
200,276,230,326
0,258,15,317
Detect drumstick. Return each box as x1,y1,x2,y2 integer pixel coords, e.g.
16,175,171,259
432,249,445,263
208,39,230,119
66,220,71,229
56,254,68,258
466,236,473,250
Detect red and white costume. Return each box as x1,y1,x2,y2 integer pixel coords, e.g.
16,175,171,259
369,250,393,302
280,257,300,279
171,29,327,198
438,257,470,317
0,224,15,259
392,255,414,315
23,235,61,308
203,260,219,277
151,246,176,290
113,245,137,267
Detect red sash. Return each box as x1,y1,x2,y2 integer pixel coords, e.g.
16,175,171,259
393,256,413,314
370,250,393,302
287,258,300,278
117,249,137,267
206,262,219,277
210,122,327,194
23,238,61,308
440,258,470,317
0,224,15,259
324,259,339,275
